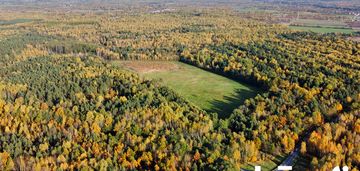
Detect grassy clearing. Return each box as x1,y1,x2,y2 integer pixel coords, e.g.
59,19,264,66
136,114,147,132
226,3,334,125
242,154,285,171
289,25,355,33
114,61,260,118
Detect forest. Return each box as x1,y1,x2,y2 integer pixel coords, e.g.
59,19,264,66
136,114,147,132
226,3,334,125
0,1,359,171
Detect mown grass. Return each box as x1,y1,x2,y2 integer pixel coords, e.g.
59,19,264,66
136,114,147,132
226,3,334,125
116,61,260,118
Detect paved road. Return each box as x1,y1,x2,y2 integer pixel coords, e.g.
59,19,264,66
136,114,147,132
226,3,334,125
272,148,300,171
241,117,340,171
240,147,301,171
272,126,316,171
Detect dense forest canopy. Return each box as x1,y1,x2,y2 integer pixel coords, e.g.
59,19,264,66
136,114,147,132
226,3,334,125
0,1,359,170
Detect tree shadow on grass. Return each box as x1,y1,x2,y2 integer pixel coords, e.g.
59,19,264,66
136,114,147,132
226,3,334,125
207,88,259,119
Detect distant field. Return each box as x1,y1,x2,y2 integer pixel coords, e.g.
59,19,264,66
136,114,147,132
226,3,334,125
0,18,34,25
289,25,355,33
288,18,357,33
290,19,348,28
114,61,260,118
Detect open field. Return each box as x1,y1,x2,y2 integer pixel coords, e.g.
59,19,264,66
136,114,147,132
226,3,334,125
114,61,260,118
288,18,358,33
289,25,356,33
290,19,348,28
242,154,285,171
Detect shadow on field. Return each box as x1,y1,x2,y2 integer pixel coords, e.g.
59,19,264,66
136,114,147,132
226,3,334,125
208,88,258,119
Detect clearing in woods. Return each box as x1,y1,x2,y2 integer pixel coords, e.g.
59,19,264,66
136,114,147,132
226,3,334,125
114,61,260,118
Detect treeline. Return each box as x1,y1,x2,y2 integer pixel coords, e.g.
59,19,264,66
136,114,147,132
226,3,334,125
30,11,288,61
180,31,360,169
306,110,360,170
0,56,260,170
0,33,51,64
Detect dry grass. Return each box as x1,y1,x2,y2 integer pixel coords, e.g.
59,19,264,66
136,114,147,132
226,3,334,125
115,60,181,73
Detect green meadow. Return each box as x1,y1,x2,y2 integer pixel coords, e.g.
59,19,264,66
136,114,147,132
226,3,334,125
116,61,260,118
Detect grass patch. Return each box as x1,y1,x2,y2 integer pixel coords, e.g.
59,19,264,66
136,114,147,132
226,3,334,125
289,25,355,33
242,154,286,171
114,61,260,118
0,19,35,25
